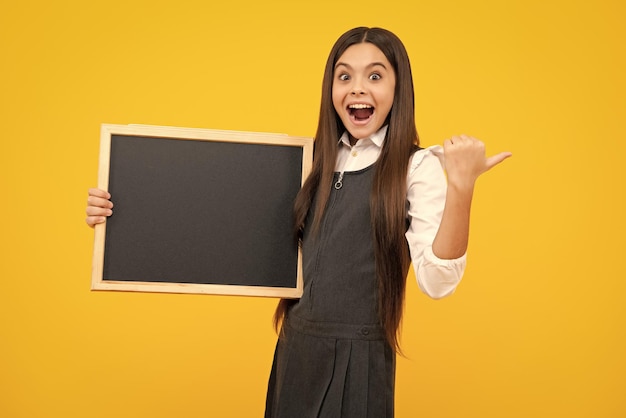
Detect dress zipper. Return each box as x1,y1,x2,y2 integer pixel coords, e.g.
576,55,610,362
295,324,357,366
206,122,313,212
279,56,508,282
334,172,344,190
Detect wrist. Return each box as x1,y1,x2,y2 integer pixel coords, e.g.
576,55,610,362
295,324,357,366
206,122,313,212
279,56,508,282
446,176,476,195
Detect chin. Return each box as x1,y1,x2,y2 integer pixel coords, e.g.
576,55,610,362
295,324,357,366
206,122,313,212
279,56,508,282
346,125,380,140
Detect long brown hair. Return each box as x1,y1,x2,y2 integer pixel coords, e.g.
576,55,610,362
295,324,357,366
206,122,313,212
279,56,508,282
274,27,420,352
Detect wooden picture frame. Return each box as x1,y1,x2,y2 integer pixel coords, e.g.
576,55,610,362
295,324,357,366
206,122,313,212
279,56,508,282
91,124,313,298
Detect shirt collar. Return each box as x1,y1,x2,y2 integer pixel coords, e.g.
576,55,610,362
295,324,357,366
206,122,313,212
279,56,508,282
338,125,388,148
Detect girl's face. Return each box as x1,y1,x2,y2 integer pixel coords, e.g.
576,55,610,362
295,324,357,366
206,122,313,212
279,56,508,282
332,42,396,141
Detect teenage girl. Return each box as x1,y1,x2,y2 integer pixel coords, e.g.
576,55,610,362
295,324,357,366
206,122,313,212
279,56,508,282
85,27,511,418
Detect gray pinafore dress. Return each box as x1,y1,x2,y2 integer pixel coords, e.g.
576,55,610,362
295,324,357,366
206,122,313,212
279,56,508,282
265,164,395,417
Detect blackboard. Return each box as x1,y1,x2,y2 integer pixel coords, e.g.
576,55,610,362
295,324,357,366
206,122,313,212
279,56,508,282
91,124,313,298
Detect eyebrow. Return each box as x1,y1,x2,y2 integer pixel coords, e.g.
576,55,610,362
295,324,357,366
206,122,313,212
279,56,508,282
334,62,388,71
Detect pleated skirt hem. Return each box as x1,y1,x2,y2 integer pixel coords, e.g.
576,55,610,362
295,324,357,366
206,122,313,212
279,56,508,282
265,315,395,418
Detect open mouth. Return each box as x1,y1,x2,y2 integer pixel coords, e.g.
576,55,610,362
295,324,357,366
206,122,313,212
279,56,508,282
348,104,374,122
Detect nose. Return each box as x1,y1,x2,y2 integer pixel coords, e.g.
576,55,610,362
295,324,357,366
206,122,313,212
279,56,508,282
350,77,366,95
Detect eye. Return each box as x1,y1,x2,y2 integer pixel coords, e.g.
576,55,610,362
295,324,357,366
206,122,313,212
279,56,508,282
337,73,350,81
369,73,382,81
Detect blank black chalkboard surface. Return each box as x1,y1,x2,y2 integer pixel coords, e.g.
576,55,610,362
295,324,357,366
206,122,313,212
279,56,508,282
91,124,313,298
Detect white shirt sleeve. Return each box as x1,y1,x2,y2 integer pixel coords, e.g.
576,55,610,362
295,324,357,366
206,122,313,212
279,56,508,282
405,145,467,299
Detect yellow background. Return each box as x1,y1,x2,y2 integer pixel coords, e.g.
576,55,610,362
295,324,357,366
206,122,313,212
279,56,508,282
1,0,624,416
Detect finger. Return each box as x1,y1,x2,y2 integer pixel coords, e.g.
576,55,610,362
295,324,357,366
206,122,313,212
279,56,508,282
449,135,462,145
87,195,114,209
485,152,513,170
85,215,107,228
88,188,111,199
86,206,113,217
448,135,479,148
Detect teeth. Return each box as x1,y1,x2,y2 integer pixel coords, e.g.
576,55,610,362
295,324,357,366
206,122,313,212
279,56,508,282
348,104,372,109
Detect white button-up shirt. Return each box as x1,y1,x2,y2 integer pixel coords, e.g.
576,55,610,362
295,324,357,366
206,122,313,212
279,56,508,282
336,126,466,299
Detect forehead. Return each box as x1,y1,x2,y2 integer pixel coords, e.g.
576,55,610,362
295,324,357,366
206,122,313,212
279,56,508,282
335,42,391,69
